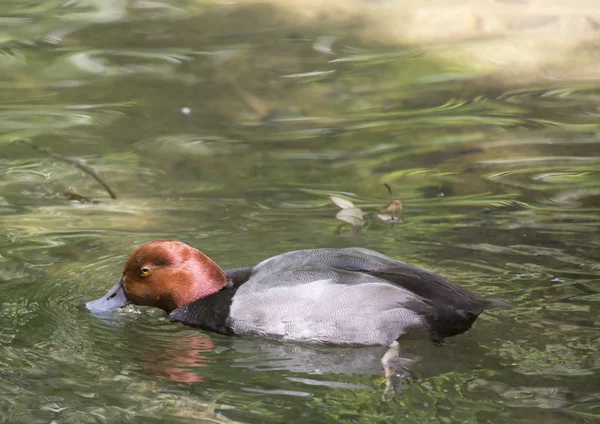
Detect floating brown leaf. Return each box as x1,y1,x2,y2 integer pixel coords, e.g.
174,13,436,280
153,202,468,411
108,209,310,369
381,199,403,216
378,184,403,223
64,190,100,204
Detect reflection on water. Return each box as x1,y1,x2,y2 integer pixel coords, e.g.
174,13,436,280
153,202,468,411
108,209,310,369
1,0,600,422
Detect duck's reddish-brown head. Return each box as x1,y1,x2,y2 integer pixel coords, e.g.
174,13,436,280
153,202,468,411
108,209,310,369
83,240,227,314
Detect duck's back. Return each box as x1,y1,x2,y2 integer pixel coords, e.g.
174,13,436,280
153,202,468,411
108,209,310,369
240,248,489,307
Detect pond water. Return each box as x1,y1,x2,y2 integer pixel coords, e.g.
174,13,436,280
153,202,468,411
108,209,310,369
1,1,599,423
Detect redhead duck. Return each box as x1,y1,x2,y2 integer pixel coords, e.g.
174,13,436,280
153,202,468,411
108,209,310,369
83,240,508,348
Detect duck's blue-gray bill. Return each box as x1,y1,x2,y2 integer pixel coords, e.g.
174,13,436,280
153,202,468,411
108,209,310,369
83,279,130,313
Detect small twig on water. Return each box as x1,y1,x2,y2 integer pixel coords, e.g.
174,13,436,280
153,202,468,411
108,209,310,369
18,139,117,199
384,183,393,197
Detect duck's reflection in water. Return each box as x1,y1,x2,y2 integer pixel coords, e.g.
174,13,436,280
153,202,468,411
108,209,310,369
144,333,423,391
138,332,216,383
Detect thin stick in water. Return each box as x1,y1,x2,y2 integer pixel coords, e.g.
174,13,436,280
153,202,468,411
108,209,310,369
18,139,117,199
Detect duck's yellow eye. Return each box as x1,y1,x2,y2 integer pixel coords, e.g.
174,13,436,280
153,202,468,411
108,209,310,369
140,267,150,277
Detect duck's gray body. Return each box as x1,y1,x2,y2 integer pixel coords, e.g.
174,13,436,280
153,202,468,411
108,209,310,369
214,248,506,346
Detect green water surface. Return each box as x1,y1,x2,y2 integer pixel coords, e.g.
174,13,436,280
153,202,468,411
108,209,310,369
1,1,599,423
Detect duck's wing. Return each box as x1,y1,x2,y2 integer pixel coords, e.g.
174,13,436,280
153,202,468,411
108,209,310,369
363,264,510,312
247,247,500,304
273,247,508,310
244,247,410,291
363,266,489,311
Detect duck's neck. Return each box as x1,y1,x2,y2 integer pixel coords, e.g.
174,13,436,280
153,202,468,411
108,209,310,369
165,251,228,312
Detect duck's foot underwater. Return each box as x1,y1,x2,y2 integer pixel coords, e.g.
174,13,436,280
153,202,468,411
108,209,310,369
432,338,447,348
379,341,417,397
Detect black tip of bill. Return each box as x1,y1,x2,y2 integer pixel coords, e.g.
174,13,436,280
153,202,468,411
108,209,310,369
80,279,130,315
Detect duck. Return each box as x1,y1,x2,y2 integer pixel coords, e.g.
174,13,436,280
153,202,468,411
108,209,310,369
83,240,509,349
